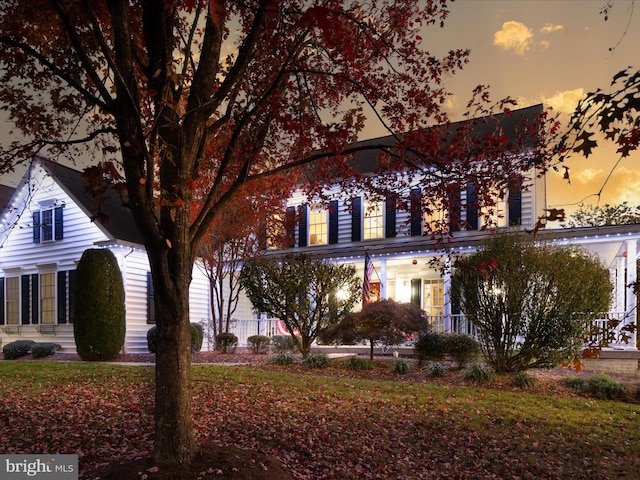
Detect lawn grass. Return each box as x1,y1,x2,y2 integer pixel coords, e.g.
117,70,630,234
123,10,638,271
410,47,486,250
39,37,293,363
1,361,639,479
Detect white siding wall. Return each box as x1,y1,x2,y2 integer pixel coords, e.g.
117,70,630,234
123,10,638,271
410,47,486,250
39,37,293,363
0,163,211,355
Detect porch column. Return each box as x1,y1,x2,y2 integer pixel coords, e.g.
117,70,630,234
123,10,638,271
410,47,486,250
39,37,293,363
379,258,387,300
443,255,452,333
625,239,637,350
616,256,626,313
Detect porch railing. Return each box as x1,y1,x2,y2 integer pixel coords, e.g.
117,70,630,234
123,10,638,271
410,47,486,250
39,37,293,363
212,311,635,350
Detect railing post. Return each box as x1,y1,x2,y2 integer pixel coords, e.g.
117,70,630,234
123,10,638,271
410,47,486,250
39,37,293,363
625,239,637,349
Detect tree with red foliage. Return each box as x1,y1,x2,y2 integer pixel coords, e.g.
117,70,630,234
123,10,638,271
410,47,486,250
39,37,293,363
0,0,555,470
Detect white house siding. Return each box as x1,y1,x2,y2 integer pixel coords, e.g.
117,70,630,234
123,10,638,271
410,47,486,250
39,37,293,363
0,161,212,355
0,163,112,352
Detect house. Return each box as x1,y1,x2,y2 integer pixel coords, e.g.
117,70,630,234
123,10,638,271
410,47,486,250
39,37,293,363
0,157,211,354
230,104,638,372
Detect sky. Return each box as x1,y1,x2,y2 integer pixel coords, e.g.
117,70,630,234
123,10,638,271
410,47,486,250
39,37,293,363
415,0,640,215
1,0,639,217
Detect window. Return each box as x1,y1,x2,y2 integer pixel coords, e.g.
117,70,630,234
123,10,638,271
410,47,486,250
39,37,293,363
423,279,445,317
33,206,63,243
5,277,19,325
481,190,508,228
40,273,55,324
308,205,328,245
363,198,384,240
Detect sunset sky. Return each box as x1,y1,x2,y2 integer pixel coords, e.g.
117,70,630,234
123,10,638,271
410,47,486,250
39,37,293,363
1,0,639,218
416,0,640,215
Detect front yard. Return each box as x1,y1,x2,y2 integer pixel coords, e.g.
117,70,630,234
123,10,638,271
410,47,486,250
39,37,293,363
0,355,639,479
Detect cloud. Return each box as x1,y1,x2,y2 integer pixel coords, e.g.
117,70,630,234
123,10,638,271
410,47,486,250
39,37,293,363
574,168,602,184
493,21,534,56
540,23,565,34
544,89,585,114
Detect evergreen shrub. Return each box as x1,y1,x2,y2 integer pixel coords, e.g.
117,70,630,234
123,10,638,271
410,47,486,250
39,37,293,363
247,335,271,354
215,332,238,353
73,249,126,361
2,340,36,360
31,342,62,358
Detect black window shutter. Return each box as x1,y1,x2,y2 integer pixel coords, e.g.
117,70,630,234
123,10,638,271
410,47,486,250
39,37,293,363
147,271,155,324
466,182,478,231
285,207,296,248
0,278,4,325
411,279,421,307
54,206,64,240
57,271,67,324
329,200,339,244
385,194,397,238
33,211,41,243
351,197,362,242
21,275,30,325
298,205,308,247
449,186,461,232
68,270,76,324
31,274,39,325
410,187,423,236
508,177,523,226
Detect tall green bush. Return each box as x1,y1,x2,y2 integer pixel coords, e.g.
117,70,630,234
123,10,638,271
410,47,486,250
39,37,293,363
451,234,612,373
73,249,126,361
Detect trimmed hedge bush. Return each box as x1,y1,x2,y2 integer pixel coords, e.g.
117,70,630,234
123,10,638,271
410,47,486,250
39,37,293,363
564,374,625,400
414,332,480,367
73,249,126,361
2,340,36,359
247,335,271,354
271,335,296,353
190,323,204,353
215,332,238,354
147,323,203,354
446,333,481,367
414,331,447,364
31,342,62,358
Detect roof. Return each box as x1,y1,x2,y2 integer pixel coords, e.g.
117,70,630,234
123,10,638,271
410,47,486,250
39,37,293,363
0,184,15,213
36,158,144,244
345,103,544,174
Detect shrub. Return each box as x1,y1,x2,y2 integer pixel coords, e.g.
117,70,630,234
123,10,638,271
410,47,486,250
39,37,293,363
512,372,537,389
215,332,238,353
271,335,296,353
267,351,295,365
303,353,331,369
147,324,203,354
429,362,447,377
345,356,372,371
2,340,36,360
564,374,625,400
247,335,271,354
414,331,447,365
462,363,494,384
73,249,126,361
190,323,204,353
146,327,157,353
31,342,62,358
445,333,480,367
393,359,410,375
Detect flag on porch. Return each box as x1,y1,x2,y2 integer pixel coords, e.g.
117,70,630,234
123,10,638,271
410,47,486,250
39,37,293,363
363,253,375,304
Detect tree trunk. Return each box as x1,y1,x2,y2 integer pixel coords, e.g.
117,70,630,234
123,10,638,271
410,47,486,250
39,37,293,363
369,341,375,361
149,252,195,467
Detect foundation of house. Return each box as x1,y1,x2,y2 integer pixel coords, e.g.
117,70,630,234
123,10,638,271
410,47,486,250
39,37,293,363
580,349,640,378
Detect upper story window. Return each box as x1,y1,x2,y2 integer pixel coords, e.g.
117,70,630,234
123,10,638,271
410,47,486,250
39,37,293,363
363,198,384,240
480,189,508,228
33,205,64,243
308,205,328,245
